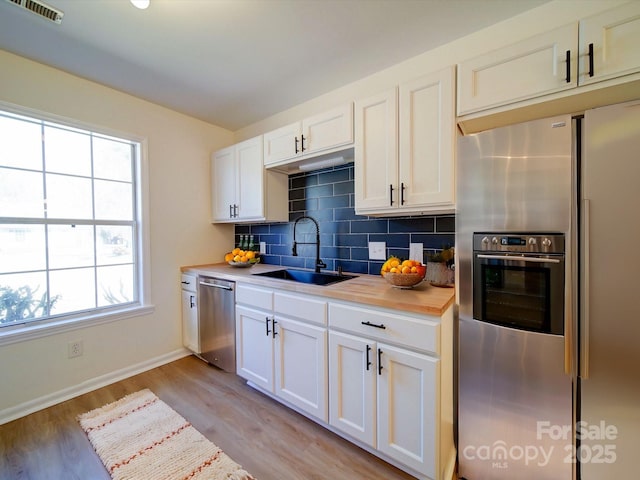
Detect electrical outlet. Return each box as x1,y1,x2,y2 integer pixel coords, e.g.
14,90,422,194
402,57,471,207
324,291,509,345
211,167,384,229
368,241,386,260
409,243,424,264
68,340,83,358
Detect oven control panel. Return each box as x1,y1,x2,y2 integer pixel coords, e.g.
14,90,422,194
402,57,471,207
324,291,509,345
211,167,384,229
474,233,564,254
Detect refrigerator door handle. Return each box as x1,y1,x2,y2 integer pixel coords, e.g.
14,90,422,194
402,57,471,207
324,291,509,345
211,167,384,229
580,199,591,379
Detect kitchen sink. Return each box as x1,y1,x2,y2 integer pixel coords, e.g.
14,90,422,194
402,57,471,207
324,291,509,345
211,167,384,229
253,268,357,286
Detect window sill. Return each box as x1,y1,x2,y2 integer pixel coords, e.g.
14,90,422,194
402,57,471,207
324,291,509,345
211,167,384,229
0,304,156,347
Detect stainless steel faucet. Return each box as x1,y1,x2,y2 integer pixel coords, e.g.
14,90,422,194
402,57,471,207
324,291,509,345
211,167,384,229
292,215,326,273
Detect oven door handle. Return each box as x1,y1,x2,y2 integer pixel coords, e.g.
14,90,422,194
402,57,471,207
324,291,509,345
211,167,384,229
476,254,561,264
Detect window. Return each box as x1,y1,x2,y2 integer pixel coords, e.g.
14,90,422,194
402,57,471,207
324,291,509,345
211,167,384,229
0,108,145,330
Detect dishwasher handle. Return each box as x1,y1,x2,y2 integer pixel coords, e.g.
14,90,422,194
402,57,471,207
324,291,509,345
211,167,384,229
199,281,234,291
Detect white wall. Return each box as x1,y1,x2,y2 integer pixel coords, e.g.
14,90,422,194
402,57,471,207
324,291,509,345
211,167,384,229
234,0,627,141
0,49,234,421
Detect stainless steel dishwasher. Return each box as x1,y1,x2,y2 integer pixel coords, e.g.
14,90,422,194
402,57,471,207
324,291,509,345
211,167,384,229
197,276,236,372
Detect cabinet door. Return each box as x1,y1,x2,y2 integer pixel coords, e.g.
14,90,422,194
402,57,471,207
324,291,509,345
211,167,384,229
328,331,376,446
235,136,265,220
302,103,353,155
354,88,398,212
263,122,301,166
274,316,328,422
211,145,237,222
457,23,578,115
377,343,438,478
399,67,455,209
579,2,640,86
181,289,199,353
235,305,274,391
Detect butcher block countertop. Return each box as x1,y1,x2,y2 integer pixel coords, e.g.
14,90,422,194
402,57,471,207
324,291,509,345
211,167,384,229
181,262,455,317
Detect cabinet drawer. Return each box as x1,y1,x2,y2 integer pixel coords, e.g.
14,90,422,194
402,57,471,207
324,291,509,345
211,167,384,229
274,291,327,326
181,274,197,293
236,284,273,311
329,303,439,355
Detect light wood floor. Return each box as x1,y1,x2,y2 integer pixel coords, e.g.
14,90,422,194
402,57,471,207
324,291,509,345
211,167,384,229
0,355,416,480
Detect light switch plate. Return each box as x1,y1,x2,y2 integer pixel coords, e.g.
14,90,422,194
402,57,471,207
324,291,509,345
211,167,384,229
409,243,424,264
259,241,266,254
368,241,386,260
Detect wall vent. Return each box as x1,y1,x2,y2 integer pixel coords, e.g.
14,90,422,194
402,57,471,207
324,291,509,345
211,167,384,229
4,0,64,24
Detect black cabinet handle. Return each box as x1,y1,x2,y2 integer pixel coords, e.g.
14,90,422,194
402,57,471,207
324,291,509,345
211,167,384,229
378,348,383,375
565,50,571,83
181,280,190,285
301,134,306,152
229,204,233,218
234,204,239,218
400,182,406,205
272,318,278,337
588,43,594,77
190,295,195,308
294,136,300,154
365,344,372,371
361,320,386,330
265,316,271,336
389,184,394,206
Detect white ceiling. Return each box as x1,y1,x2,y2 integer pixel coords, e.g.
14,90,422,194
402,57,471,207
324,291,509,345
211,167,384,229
0,0,549,131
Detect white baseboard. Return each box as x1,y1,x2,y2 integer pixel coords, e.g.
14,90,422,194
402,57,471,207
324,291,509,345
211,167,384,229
0,348,191,425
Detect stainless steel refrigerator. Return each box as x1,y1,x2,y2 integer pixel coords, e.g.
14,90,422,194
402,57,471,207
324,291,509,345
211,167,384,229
456,100,640,479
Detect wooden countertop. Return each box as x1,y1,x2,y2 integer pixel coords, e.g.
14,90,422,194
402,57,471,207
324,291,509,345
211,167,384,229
181,262,455,317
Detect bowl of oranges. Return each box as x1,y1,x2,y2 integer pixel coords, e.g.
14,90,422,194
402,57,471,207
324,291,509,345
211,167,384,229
224,248,260,267
380,257,426,288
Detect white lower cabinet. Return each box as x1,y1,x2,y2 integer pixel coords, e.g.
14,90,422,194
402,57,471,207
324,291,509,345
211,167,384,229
329,331,376,445
180,274,199,354
329,301,452,480
236,283,453,480
235,284,328,422
236,304,274,392
377,344,438,477
328,330,439,478
274,317,327,421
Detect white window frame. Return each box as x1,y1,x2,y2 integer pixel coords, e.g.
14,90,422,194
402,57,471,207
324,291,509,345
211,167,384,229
0,101,154,346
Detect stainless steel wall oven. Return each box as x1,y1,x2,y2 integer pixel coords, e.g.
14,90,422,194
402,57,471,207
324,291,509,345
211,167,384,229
472,233,565,336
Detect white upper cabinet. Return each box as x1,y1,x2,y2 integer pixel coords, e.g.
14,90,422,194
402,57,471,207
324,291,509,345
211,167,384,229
579,2,640,86
458,2,640,117
211,144,238,221
263,122,300,166
263,102,354,168
457,24,578,116
355,66,455,216
354,88,398,211
211,136,288,223
399,70,455,209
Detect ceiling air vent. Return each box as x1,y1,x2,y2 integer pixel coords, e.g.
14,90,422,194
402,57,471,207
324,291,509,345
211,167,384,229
4,0,64,24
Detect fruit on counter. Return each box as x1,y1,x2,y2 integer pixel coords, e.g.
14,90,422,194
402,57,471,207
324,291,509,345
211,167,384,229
223,248,259,264
381,257,426,276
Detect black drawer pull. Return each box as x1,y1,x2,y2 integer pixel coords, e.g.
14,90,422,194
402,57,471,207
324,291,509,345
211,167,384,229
265,316,271,336
565,50,571,83
389,184,394,206
378,348,383,375
588,43,594,77
365,344,372,371
361,320,386,330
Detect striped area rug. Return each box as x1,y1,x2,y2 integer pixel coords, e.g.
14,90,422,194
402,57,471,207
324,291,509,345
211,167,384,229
78,389,255,480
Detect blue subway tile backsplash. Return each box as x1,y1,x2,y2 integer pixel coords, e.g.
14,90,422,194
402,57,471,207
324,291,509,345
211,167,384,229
235,162,455,275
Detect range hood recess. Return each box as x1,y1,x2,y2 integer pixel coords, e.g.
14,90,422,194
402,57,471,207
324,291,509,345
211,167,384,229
266,147,354,174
